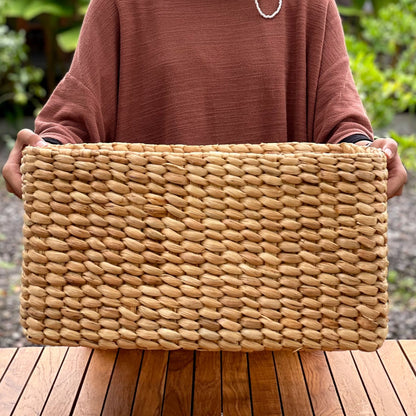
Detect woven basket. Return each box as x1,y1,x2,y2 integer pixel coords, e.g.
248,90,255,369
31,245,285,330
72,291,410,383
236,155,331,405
20,142,389,352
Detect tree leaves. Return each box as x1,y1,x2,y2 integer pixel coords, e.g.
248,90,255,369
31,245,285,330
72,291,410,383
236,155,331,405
3,0,74,20
57,24,82,53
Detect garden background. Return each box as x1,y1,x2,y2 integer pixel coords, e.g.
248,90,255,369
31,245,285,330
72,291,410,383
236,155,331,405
0,0,415,347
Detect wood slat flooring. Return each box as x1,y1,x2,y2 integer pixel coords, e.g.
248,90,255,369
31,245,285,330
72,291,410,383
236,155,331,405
0,340,414,415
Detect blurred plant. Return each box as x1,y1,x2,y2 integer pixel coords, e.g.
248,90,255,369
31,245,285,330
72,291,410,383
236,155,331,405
361,0,416,56
388,270,416,308
3,0,89,94
338,0,396,17
361,0,416,115
0,26,45,108
345,36,395,127
343,0,416,129
387,132,416,171
0,6,45,133
0,261,15,271
3,0,89,52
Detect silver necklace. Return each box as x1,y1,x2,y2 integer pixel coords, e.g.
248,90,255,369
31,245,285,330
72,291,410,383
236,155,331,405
254,0,282,19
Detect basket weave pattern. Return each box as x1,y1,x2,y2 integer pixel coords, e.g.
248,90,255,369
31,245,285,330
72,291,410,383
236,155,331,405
21,143,389,352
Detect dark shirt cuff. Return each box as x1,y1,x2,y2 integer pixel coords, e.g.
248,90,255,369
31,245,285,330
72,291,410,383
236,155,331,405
42,137,63,145
339,134,372,144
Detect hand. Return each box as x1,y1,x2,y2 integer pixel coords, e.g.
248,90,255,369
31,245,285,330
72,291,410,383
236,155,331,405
368,138,407,199
2,129,47,199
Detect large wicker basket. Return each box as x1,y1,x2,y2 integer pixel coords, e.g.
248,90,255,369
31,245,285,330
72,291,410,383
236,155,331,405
20,142,389,352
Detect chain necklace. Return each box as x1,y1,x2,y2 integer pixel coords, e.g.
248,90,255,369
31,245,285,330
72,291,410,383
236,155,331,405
254,0,282,19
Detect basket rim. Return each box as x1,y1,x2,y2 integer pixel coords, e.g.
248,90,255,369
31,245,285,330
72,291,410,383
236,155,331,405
23,141,385,160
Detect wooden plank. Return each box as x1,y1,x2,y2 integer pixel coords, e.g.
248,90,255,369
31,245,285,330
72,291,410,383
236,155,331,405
71,349,118,416
222,352,252,416
162,350,194,416
326,351,374,416
0,347,43,415
352,348,405,415
399,340,416,373
102,350,143,416
0,349,17,380
42,347,92,416
248,351,282,416
13,347,68,416
273,351,313,416
193,352,221,416
300,350,344,416
131,350,169,416
377,340,416,415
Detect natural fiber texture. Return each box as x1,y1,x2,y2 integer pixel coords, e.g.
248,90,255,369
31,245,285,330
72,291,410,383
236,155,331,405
20,142,389,352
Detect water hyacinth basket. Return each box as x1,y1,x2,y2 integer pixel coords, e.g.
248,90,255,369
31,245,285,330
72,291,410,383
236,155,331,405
20,142,389,352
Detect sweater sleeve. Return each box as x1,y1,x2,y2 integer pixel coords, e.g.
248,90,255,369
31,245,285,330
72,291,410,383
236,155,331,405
34,0,120,144
312,0,373,144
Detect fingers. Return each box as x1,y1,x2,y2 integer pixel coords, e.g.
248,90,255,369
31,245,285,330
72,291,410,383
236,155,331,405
368,138,408,200
386,161,407,199
369,137,397,158
2,129,46,199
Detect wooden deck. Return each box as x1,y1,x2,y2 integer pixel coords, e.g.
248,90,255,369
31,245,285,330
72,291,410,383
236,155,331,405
0,340,415,415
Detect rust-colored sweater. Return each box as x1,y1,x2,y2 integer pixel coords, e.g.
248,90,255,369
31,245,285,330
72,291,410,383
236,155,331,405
35,0,372,145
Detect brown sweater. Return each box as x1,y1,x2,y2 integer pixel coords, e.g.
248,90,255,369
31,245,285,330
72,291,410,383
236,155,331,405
35,0,372,145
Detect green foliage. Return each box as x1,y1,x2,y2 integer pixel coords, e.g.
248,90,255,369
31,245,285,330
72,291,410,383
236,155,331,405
338,0,396,18
343,0,416,130
0,260,15,270
3,0,74,20
388,132,416,171
355,0,395,13
0,0,5,23
345,36,395,127
0,0,89,134
361,0,416,55
361,0,416,115
56,23,83,53
388,270,416,307
3,0,90,53
0,24,45,122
